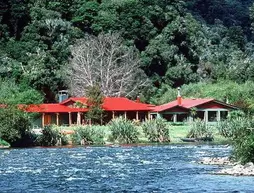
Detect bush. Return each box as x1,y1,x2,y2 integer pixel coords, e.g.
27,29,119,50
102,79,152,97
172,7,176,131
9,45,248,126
216,117,250,139
142,118,170,143
109,117,138,144
217,117,253,139
219,117,254,164
0,106,34,147
0,138,10,146
36,126,68,146
233,132,254,164
187,119,214,141
71,125,105,145
217,120,235,138
227,110,245,120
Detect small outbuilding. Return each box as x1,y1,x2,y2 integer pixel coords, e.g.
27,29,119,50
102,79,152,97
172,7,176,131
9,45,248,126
151,88,238,123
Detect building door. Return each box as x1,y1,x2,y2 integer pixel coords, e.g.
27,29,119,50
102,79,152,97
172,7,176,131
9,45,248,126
44,114,51,125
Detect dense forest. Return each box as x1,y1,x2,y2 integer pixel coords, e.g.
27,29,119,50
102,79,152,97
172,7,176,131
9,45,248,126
1,0,254,112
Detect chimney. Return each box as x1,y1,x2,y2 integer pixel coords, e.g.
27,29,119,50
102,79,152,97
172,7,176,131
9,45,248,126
58,90,69,103
136,96,140,103
177,87,182,106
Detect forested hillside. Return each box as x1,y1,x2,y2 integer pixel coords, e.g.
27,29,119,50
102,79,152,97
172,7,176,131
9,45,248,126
1,0,254,112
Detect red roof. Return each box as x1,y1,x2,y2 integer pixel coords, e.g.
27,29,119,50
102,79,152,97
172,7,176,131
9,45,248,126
153,98,214,112
23,104,88,113
60,97,88,105
103,97,153,111
24,97,154,113
62,97,154,111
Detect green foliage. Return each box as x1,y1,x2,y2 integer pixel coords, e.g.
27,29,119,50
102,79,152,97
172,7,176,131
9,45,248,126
216,114,249,139
0,105,33,147
0,79,43,104
0,138,10,147
142,118,170,143
187,0,252,30
109,117,139,144
72,0,99,32
219,117,254,164
86,85,105,124
1,0,254,103
36,126,67,146
217,121,236,139
71,125,105,145
215,116,254,164
228,110,246,120
233,132,254,164
187,119,214,141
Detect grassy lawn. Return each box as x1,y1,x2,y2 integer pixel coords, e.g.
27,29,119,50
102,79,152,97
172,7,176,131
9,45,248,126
54,124,231,145
169,125,190,143
169,125,230,144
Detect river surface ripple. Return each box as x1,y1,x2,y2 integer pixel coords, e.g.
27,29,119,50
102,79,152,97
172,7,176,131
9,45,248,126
0,145,253,193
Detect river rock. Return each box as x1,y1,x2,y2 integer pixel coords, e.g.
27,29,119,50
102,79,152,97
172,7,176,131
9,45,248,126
198,157,233,166
214,162,254,176
198,157,254,176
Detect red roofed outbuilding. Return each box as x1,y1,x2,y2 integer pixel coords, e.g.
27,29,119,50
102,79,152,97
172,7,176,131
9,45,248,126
151,88,238,123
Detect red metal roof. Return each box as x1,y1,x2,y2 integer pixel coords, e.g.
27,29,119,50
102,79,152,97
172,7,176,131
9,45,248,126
63,97,153,111
24,97,154,113
153,98,214,112
102,97,153,111
23,104,88,113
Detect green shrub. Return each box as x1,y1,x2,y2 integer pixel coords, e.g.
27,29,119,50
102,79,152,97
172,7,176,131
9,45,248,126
142,118,170,143
217,120,235,138
0,138,10,146
36,126,67,146
71,125,105,145
216,117,250,139
228,110,245,120
187,119,214,141
109,117,138,144
0,106,34,147
233,132,254,164
220,117,254,164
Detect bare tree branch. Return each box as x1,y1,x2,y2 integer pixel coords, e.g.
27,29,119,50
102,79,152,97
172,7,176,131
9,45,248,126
65,33,150,97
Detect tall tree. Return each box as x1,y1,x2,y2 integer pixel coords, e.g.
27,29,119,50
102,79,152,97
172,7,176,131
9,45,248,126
2,1,83,101
86,84,104,124
66,33,149,97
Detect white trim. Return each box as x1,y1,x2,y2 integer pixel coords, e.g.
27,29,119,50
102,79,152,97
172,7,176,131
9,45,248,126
197,108,229,111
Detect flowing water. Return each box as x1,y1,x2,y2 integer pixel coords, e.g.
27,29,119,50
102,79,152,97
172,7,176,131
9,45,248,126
0,145,253,193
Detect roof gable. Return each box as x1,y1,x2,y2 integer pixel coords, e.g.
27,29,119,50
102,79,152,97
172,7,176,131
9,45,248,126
43,97,153,112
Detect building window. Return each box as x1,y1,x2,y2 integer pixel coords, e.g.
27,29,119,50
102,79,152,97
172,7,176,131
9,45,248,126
177,114,188,122
162,114,174,122
208,111,217,122
221,111,228,120
196,111,204,120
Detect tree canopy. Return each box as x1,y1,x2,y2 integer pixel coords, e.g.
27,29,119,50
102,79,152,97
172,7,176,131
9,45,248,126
1,0,254,110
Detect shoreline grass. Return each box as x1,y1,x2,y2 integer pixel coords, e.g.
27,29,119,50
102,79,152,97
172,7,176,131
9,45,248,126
55,124,231,146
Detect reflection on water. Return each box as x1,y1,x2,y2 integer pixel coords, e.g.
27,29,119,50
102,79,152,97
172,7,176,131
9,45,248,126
0,145,253,193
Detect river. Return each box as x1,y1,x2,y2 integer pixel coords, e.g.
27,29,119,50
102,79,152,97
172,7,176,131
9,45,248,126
0,145,253,193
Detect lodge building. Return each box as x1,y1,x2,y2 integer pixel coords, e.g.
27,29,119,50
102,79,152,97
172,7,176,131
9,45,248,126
21,89,238,128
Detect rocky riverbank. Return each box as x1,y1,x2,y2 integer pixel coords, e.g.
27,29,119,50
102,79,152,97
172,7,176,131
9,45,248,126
198,157,234,166
198,157,254,176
